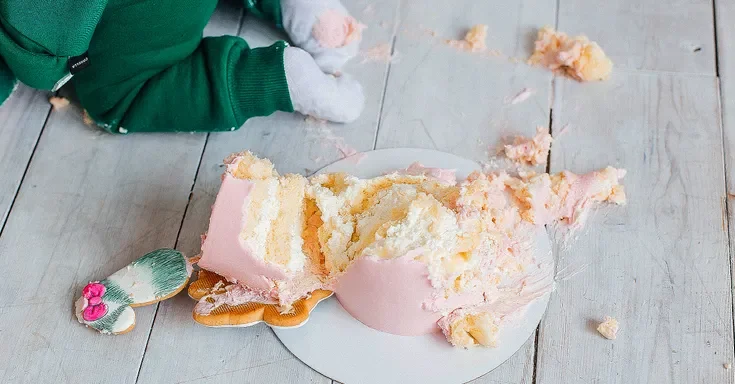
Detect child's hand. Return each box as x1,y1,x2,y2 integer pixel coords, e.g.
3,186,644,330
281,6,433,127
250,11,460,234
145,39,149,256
285,47,364,123
281,0,364,74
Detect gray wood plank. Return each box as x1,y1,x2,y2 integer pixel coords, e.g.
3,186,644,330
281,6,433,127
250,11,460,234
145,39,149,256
376,1,554,382
0,86,49,231
536,72,733,383
715,2,735,379
137,1,395,382
558,0,716,74
0,104,205,384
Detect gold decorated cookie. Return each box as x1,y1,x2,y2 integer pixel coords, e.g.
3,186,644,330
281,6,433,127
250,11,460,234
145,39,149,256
188,269,332,328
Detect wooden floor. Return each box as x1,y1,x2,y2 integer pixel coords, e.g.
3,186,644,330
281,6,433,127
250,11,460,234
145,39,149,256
0,0,733,382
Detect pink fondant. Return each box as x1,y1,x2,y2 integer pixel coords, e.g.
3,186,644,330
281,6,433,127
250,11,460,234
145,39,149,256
198,175,287,291
335,252,442,336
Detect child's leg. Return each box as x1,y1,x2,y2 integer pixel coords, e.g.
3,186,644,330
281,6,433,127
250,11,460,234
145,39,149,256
73,0,363,134
75,38,363,133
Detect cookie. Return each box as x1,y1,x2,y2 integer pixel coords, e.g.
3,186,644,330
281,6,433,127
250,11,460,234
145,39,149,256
189,269,333,328
75,248,192,334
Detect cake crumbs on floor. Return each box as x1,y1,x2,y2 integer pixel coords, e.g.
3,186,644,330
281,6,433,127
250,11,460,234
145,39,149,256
48,96,70,110
304,116,365,164
445,24,488,53
597,316,619,340
361,43,399,63
725,362,732,370
528,26,613,81
82,110,94,126
502,126,553,166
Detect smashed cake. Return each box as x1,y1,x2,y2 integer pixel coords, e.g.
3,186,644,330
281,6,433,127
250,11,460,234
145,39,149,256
194,151,626,347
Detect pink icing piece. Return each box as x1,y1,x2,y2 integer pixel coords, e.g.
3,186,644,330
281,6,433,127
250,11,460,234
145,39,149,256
401,162,457,184
82,282,105,299
88,297,102,306
335,252,442,336
312,9,364,48
198,175,287,291
82,302,107,322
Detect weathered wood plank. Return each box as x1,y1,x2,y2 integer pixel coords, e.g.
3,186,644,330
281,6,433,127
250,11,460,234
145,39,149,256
0,4,247,384
137,1,395,383
536,72,733,383
558,0,716,74
714,2,735,380
0,104,205,384
376,1,554,382
0,86,49,231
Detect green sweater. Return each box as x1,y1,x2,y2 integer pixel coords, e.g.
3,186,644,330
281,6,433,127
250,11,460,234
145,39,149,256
0,0,294,133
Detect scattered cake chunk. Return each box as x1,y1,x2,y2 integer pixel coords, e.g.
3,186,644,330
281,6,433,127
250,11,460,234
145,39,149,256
439,310,500,348
597,316,619,339
724,363,732,370
529,26,612,81
463,24,488,52
446,24,488,52
48,96,69,110
503,126,553,166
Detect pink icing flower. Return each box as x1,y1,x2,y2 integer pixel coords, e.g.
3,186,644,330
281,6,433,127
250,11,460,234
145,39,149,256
81,282,108,322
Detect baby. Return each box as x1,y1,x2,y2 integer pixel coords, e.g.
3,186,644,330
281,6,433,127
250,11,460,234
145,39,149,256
0,0,365,133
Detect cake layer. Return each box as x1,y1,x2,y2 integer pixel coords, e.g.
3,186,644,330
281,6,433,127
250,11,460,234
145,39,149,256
198,152,317,306
198,175,286,292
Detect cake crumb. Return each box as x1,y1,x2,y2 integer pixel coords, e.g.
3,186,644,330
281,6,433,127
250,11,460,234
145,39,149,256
49,96,70,111
445,24,488,53
725,363,732,370
597,316,619,340
305,116,365,164
503,126,553,166
361,43,398,63
82,110,94,126
528,26,612,81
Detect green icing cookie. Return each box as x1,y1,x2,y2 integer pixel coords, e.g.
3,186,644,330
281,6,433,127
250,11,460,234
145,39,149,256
75,248,193,335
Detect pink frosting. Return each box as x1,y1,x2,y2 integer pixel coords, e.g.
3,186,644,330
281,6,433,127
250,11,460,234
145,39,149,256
198,175,287,291
335,253,441,335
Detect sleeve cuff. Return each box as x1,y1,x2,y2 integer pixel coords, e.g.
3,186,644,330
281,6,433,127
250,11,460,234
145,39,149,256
229,40,294,125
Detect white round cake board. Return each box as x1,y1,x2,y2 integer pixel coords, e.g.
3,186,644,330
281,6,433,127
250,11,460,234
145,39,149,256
273,148,552,384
